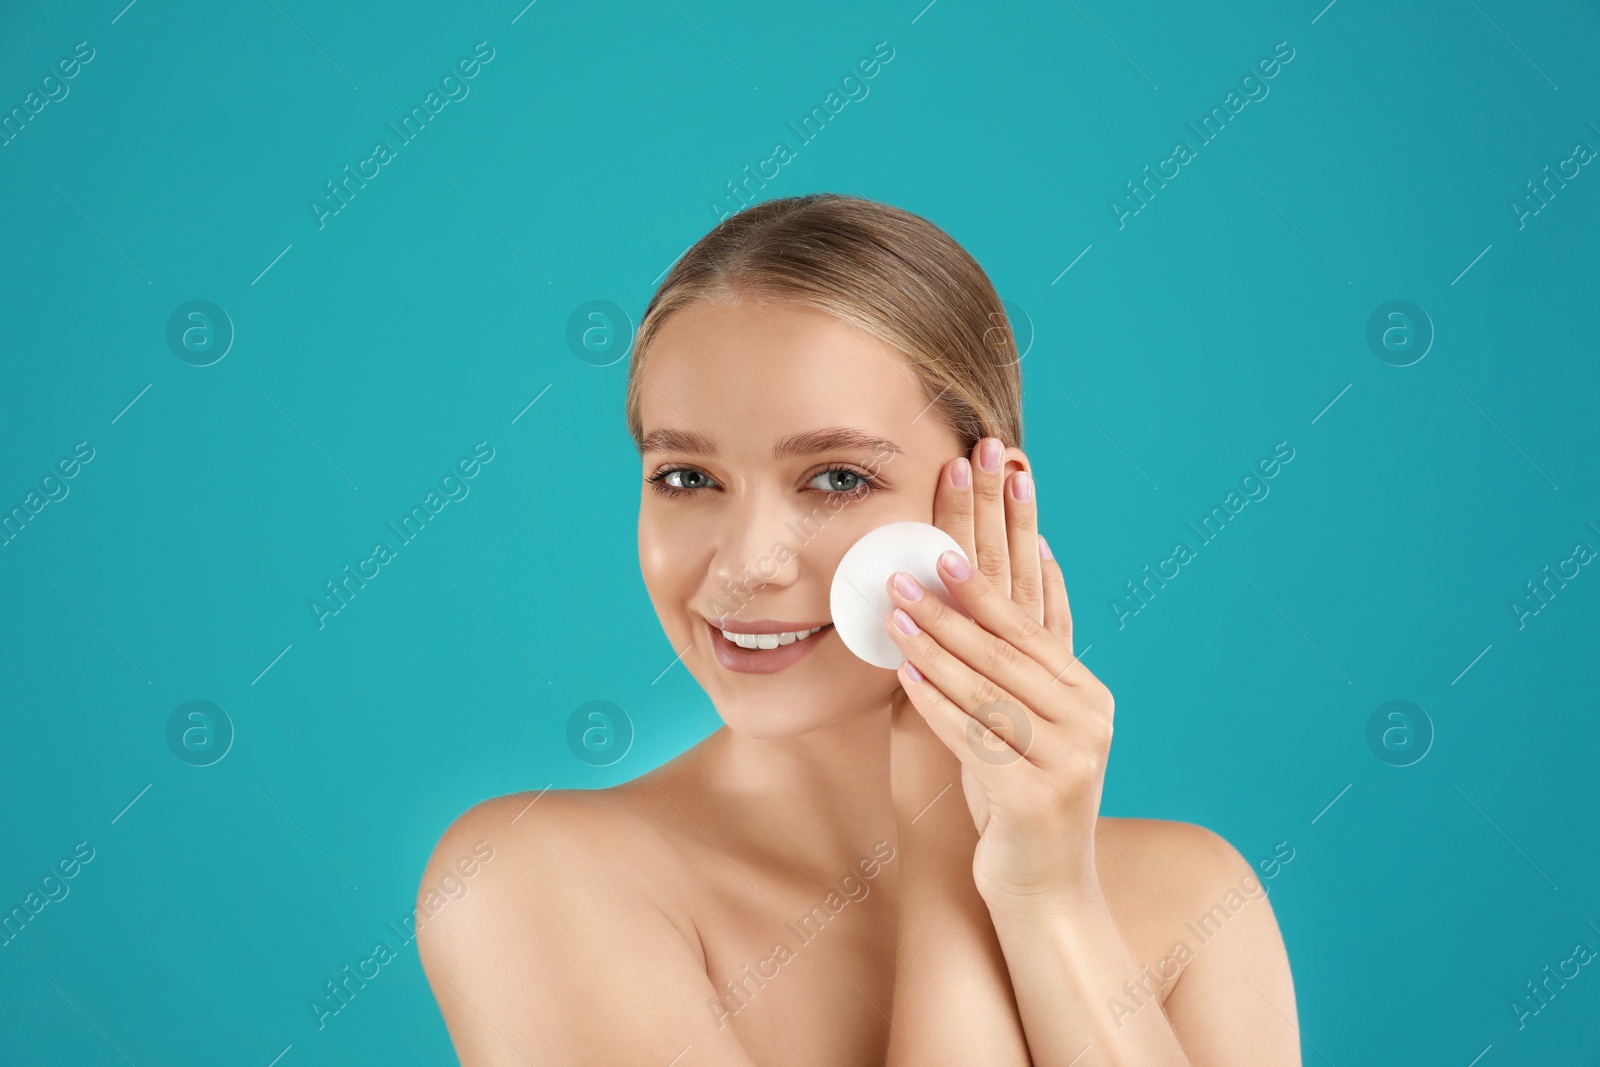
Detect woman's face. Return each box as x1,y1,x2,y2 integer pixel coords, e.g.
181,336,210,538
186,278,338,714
637,294,967,739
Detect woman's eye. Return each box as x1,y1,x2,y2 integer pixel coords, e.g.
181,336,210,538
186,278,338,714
660,468,715,490
650,466,873,497
808,468,867,493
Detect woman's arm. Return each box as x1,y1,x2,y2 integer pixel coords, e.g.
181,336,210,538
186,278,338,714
984,823,1300,1066
887,695,1299,1066
879,439,1300,1065
884,555,1302,1063
417,793,761,1067
885,695,1033,1067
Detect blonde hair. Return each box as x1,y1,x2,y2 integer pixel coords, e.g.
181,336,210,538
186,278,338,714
623,193,1023,453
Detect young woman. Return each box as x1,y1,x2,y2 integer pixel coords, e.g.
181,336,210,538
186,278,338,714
417,193,1300,1066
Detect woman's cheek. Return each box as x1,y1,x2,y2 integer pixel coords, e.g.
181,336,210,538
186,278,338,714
638,513,685,591
638,538,686,599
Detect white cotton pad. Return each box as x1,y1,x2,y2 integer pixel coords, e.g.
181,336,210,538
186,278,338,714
829,521,969,669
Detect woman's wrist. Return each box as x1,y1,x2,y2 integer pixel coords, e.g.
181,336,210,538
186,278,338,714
978,869,1106,928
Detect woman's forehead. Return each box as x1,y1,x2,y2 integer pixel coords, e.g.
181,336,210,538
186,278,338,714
637,375,950,462
648,298,900,373
640,302,937,441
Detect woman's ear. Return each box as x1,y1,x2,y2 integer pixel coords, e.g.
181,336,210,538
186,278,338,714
999,445,1031,481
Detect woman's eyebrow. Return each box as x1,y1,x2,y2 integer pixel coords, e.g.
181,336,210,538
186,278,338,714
638,426,902,458
774,427,902,459
638,428,713,456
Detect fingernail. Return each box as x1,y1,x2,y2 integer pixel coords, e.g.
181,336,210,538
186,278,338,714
893,608,920,635
951,457,971,489
1010,472,1033,503
979,438,1002,473
901,660,923,683
940,550,971,581
1038,534,1053,560
893,572,923,601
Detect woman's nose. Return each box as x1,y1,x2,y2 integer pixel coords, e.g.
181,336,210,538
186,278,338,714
709,495,804,591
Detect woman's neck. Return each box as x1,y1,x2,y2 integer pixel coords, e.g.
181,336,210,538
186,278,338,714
667,690,905,873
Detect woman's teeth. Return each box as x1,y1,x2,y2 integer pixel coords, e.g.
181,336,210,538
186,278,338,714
720,625,827,650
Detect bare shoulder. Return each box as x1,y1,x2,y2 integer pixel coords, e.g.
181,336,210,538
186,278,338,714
418,787,659,894
1094,815,1276,957
415,788,756,1066
1096,817,1257,907
415,786,690,960
1095,817,1300,1063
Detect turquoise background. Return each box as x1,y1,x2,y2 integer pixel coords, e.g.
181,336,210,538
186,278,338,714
3,0,1598,1062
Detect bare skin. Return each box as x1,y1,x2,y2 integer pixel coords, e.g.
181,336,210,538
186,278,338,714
418,295,1301,1066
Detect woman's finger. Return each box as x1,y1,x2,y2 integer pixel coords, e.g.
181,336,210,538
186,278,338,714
895,658,1042,784
884,583,1046,723
913,548,1089,690
1005,466,1043,626
970,437,1012,597
886,570,1094,743
933,456,977,571
1038,535,1078,661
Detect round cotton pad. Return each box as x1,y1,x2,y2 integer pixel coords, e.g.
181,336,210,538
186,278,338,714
829,521,969,669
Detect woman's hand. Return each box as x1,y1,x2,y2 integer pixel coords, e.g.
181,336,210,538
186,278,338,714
883,436,1115,913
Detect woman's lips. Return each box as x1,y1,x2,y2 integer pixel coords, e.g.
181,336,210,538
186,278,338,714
706,618,834,674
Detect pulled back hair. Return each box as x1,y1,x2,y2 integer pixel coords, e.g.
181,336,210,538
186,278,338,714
623,193,1023,454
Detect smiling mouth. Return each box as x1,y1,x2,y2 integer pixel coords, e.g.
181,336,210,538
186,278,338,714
701,616,836,672
716,623,830,650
